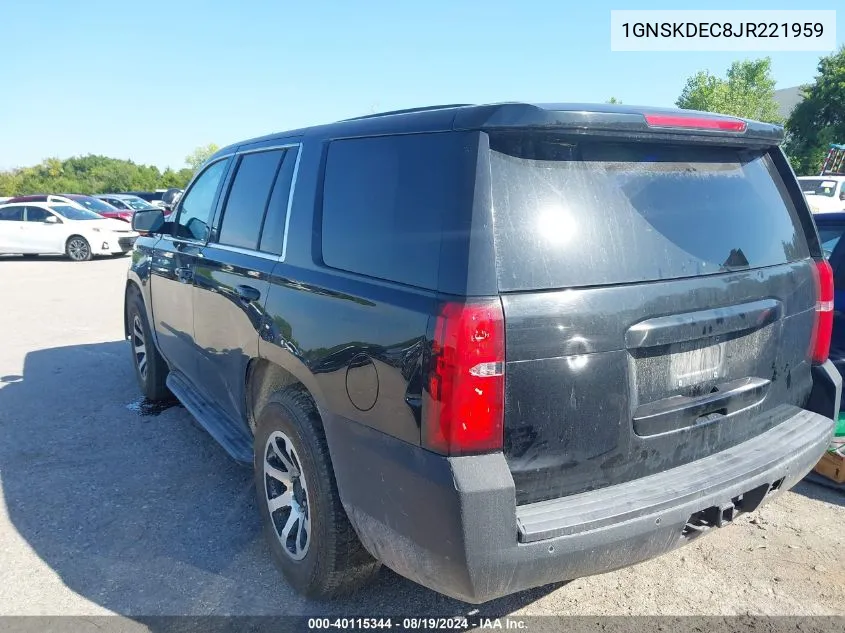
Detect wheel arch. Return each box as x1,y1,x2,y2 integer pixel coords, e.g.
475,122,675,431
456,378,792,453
124,280,141,339
123,275,158,353
245,358,325,434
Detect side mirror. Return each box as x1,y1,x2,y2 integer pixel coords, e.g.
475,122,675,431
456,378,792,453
44,215,59,224
132,208,165,234
839,191,845,201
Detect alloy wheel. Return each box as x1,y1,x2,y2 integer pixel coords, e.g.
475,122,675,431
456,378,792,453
132,314,147,381
264,430,311,560
68,238,90,261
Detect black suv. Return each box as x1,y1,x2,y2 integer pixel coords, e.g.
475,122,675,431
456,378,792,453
125,103,840,603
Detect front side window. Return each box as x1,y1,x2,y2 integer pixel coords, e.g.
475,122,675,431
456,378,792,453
174,159,229,241
0,206,24,221
25,207,52,222
217,149,284,250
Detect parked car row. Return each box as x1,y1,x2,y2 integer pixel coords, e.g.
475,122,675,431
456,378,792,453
0,187,185,260
0,201,139,260
122,188,183,213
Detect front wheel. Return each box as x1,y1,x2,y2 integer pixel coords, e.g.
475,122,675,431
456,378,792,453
254,389,381,598
126,289,170,400
66,236,92,261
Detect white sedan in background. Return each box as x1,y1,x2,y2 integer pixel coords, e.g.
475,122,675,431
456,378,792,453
0,202,139,261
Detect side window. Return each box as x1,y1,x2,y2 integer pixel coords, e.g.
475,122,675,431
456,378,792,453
0,206,24,221
108,199,128,209
25,207,51,222
217,149,284,250
259,148,299,256
321,133,467,289
818,224,845,257
174,159,229,241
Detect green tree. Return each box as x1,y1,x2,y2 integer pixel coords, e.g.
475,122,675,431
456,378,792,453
185,143,220,171
0,154,197,196
784,45,845,176
676,58,782,124
606,97,622,104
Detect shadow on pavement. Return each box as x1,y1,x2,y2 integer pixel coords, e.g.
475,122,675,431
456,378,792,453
793,475,845,508
0,341,557,617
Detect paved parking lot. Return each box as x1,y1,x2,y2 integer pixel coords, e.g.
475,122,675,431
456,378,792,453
0,255,843,619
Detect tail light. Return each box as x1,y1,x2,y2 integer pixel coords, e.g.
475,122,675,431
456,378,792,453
424,299,505,455
811,259,834,364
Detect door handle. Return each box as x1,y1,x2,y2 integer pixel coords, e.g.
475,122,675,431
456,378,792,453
236,285,261,303
175,267,193,282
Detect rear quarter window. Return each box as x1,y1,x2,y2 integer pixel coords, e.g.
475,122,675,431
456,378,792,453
488,134,811,291
320,132,472,289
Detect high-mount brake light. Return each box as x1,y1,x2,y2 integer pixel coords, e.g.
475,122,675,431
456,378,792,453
644,113,747,132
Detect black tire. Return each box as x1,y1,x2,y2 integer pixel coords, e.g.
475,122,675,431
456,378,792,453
254,389,381,598
126,287,170,401
66,236,92,261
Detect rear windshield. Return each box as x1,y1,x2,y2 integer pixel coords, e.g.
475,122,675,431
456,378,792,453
799,179,838,197
489,134,810,291
71,196,116,212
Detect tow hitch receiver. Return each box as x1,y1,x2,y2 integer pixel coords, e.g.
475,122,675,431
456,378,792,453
683,501,735,537
682,482,774,539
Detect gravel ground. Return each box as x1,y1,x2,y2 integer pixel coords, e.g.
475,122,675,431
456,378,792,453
0,255,843,619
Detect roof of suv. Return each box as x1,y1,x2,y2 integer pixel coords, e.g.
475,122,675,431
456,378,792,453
211,102,785,161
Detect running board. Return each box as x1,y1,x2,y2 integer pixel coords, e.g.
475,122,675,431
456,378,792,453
166,371,254,463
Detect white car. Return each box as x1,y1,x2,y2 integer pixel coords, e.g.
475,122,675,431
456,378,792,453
798,176,845,214
0,202,139,261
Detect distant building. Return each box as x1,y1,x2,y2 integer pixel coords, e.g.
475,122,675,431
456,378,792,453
774,86,804,121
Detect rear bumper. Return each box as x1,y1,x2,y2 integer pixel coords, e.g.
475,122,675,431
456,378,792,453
326,362,839,603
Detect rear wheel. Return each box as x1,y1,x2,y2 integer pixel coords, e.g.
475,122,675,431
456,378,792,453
126,288,170,400
66,236,92,261
254,389,381,598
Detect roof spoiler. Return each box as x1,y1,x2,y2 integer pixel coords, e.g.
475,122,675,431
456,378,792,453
452,103,783,145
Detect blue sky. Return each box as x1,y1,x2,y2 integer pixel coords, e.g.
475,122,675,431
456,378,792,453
1,0,842,170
